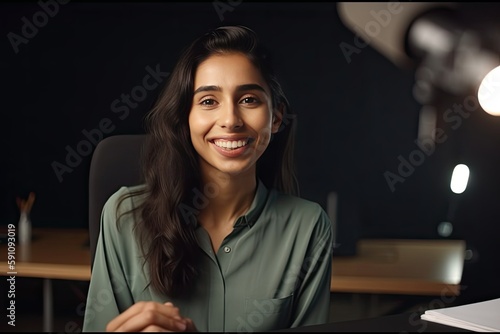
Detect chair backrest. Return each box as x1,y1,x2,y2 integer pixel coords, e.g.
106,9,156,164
88,134,147,267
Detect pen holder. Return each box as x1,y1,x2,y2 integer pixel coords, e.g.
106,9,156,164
18,211,32,245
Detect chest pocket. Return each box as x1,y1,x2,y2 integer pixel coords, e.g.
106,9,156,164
241,293,294,332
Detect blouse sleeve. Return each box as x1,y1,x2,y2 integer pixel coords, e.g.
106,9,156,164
290,207,334,327
82,187,135,332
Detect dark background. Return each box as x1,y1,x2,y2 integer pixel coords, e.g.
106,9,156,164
2,1,500,307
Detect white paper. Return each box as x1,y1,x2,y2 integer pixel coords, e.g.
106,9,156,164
420,297,500,332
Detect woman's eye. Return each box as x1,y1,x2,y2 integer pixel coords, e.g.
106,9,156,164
200,99,217,106
240,97,259,104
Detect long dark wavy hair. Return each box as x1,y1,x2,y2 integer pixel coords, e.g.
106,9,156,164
119,25,298,298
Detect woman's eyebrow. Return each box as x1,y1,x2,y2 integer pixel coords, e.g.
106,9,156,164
193,84,267,95
235,84,266,93
194,85,221,94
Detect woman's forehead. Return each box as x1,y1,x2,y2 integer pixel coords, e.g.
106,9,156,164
194,53,269,93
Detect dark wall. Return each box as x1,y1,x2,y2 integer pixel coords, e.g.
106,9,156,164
2,1,500,303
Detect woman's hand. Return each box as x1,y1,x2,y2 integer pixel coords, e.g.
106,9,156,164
106,301,197,332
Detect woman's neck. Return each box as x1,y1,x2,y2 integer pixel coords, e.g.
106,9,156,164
197,168,257,229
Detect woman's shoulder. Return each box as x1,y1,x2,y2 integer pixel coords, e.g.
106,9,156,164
265,189,333,241
269,189,325,216
99,185,147,260
104,184,147,212
101,184,147,231
267,189,330,230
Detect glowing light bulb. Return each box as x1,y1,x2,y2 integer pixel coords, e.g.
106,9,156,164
478,65,500,116
450,164,470,194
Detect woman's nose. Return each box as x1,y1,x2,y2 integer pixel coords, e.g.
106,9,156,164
217,103,243,130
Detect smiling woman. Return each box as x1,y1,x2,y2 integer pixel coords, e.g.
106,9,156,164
82,25,334,332
189,53,281,188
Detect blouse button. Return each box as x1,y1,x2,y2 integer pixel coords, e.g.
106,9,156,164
223,246,231,253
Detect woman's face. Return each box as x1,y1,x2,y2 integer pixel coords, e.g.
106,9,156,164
188,52,282,180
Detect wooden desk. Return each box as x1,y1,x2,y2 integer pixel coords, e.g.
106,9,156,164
1,228,91,332
0,228,91,280
331,239,466,296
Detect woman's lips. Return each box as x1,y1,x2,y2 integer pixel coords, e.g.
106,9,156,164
210,138,252,157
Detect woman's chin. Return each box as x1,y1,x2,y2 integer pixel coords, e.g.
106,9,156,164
212,163,255,179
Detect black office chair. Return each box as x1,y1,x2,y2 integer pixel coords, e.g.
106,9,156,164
88,134,147,268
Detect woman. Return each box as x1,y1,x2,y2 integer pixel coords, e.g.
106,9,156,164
83,25,333,332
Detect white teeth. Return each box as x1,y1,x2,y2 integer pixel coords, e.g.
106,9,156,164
214,139,248,149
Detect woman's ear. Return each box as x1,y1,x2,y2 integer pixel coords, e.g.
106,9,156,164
271,103,284,134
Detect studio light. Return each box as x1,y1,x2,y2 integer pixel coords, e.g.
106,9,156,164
338,2,500,116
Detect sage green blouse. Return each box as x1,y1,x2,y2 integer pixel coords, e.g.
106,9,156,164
83,180,333,332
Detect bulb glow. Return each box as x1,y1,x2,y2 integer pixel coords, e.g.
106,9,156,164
478,65,500,116
450,164,470,194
